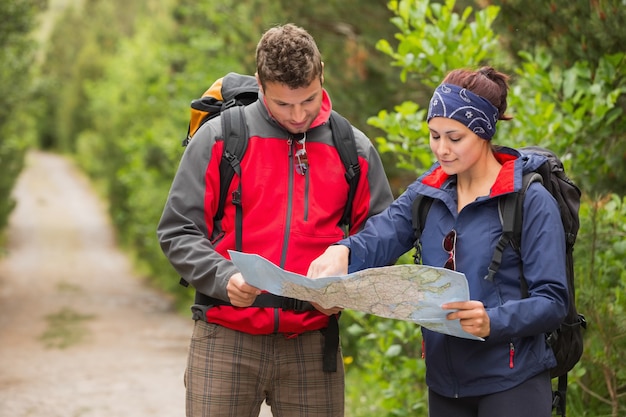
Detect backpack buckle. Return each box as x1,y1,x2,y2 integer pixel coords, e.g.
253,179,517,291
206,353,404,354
221,98,238,111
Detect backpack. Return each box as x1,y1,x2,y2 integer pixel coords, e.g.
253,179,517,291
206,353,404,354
183,72,259,147
183,72,361,251
412,146,586,417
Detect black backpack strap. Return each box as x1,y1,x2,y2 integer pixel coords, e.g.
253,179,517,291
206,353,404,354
411,195,434,265
485,192,519,282
485,172,543,283
328,111,360,229
552,373,568,417
216,106,249,252
195,292,315,311
321,314,340,372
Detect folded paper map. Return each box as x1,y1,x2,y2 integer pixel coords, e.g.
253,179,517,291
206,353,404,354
229,250,483,341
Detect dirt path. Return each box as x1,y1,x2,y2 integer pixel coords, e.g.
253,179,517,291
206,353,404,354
0,151,271,417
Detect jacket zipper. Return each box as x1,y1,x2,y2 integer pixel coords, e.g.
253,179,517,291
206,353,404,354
281,138,295,268
275,138,297,334
303,170,309,221
444,336,460,398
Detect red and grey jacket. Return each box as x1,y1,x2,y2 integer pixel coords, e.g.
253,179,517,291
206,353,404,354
157,90,393,335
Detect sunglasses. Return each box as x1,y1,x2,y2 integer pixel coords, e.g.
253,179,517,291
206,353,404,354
442,229,457,270
294,134,309,176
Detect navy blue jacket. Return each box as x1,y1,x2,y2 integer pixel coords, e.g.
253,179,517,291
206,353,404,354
342,146,569,398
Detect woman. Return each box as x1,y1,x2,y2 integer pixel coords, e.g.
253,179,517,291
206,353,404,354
308,67,568,417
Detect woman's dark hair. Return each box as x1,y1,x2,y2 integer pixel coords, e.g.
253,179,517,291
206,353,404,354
443,66,512,121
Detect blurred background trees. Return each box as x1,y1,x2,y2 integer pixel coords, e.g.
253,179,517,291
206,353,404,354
0,0,45,236
2,0,625,415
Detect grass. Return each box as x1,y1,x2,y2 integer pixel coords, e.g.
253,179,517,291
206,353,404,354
40,306,94,349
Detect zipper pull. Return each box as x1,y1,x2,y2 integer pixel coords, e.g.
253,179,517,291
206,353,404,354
509,342,515,369
287,137,293,156
421,339,425,359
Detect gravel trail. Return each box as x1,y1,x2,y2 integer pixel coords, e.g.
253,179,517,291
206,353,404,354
0,151,271,417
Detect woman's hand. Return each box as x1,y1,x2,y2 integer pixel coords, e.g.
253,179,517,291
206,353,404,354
310,302,343,316
306,245,350,315
443,300,491,338
307,245,350,279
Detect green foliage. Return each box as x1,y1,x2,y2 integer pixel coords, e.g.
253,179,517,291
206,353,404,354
76,6,190,300
369,0,501,178
492,0,626,68
0,0,43,121
36,0,155,151
491,0,626,195
342,312,428,417
369,102,431,173
0,116,32,238
377,0,500,87
571,195,626,416
498,50,626,194
0,0,44,239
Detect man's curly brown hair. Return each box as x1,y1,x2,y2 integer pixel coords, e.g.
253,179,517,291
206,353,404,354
256,24,323,90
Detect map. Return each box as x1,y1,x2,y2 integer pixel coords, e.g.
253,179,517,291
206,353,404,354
229,251,483,341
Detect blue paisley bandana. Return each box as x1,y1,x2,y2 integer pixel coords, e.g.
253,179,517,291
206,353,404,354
427,83,499,141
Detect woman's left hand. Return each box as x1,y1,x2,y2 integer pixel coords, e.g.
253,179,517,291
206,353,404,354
442,301,491,338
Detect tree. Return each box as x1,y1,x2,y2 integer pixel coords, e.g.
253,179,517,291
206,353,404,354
574,195,626,417
0,0,46,237
489,0,626,195
488,0,626,67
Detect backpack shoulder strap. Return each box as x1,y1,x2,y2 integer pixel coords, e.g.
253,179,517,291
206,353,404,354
328,111,360,229
411,194,434,265
485,172,543,282
216,106,249,251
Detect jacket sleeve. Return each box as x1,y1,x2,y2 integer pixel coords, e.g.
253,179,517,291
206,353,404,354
156,121,236,302
343,183,420,273
486,183,569,341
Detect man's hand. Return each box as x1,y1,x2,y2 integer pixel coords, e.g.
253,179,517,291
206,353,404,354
442,300,491,338
227,272,261,307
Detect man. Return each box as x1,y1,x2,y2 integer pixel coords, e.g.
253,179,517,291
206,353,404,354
157,23,393,417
